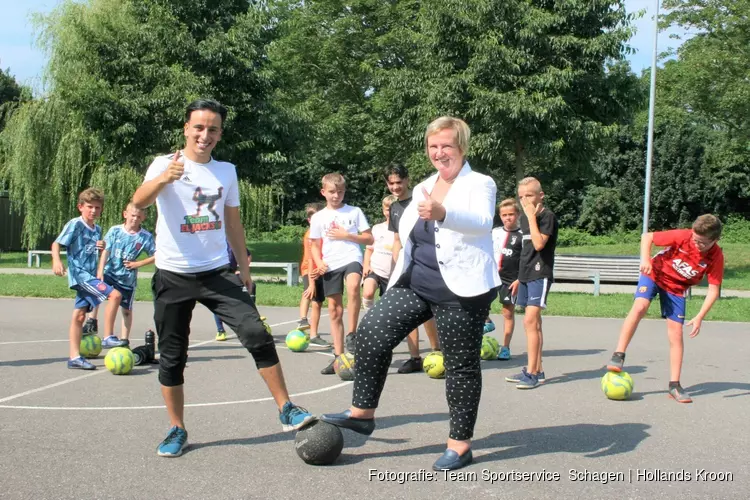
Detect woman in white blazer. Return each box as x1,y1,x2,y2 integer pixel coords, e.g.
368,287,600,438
322,117,501,471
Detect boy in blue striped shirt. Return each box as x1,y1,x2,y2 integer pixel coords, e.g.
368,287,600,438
53,188,123,370
95,203,156,347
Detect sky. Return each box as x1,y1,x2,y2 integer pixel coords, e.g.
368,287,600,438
1,0,687,93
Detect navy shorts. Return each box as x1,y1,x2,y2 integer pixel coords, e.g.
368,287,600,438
634,274,686,323
322,261,363,297
73,279,114,312
103,275,135,311
516,278,552,309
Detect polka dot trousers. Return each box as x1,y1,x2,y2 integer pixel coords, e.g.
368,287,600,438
352,286,490,441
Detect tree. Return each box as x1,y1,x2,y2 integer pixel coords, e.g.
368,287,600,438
658,0,750,216
0,67,28,133
1,0,290,247
370,0,644,186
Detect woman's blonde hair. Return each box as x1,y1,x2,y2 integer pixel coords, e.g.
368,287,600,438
424,116,470,157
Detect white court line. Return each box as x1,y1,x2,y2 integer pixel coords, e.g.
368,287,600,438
0,381,352,410
0,316,318,405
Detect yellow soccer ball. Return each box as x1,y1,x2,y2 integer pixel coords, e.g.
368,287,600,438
105,347,135,375
423,351,445,379
601,371,634,400
80,335,102,358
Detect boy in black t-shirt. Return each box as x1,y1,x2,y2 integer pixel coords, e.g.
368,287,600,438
505,177,558,390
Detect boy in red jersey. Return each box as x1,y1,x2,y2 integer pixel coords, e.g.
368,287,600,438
607,214,724,403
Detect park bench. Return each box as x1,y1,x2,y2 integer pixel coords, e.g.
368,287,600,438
553,254,641,296
27,250,65,268
26,251,300,287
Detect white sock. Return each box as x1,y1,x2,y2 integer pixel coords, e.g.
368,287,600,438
363,298,375,311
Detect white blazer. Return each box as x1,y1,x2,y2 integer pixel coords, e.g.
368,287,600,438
388,162,502,297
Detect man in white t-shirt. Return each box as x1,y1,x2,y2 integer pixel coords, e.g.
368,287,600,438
132,99,314,458
309,173,373,375
362,195,397,310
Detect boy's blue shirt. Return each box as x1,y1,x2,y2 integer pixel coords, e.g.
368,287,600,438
55,217,101,288
103,224,156,289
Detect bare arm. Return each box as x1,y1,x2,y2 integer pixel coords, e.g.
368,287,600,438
363,247,373,276
640,232,654,274
686,283,721,337
97,249,110,279
350,229,374,246
391,232,402,265
526,215,550,252
224,206,250,279
51,242,65,276
311,239,326,273
132,151,184,209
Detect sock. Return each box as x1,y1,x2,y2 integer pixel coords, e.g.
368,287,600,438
669,381,680,388
363,298,375,311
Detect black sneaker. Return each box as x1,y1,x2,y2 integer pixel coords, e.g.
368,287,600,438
398,357,423,374
345,332,357,355
320,358,336,375
607,352,625,372
82,318,98,336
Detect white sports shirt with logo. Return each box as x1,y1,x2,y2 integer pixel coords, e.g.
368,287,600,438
368,221,395,279
309,204,370,272
144,152,240,273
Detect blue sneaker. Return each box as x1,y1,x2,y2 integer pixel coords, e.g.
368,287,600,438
497,346,511,360
67,356,96,370
157,426,188,457
538,371,546,383
505,367,528,383
516,372,540,389
483,321,495,334
102,335,128,348
279,401,315,432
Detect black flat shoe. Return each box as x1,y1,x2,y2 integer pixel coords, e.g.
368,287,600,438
432,449,473,471
319,410,375,436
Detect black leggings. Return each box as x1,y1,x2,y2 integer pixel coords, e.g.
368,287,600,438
353,286,491,440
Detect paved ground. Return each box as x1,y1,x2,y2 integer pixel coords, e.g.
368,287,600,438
0,297,748,500
2,267,749,297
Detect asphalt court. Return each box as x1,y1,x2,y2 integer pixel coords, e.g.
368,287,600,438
0,296,748,500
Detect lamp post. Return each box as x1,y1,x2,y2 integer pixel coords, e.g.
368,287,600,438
642,0,660,234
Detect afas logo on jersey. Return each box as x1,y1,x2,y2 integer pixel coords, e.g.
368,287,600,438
672,258,699,279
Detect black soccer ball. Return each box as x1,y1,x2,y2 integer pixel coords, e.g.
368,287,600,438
294,420,344,465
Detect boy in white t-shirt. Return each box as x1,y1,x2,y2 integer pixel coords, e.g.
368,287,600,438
132,99,313,457
362,195,397,311
309,173,373,374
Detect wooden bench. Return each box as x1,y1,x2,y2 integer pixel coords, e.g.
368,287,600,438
553,254,641,296
27,250,66,268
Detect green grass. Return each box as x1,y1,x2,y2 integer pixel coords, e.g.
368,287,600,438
1,274,746,323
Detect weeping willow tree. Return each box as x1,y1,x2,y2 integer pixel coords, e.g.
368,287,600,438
0,98,99,247
238,180,284,233
0,0,291,248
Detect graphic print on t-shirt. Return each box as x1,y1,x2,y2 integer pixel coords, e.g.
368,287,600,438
181,186,224,233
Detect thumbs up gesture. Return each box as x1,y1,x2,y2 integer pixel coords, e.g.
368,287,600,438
417,187,446,221
162,150,185,184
